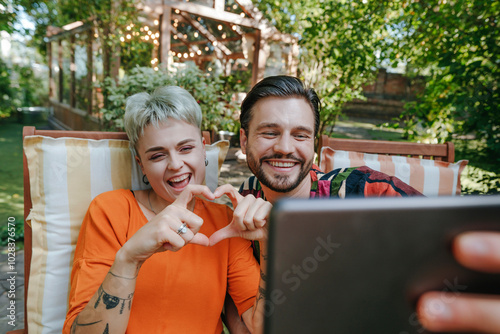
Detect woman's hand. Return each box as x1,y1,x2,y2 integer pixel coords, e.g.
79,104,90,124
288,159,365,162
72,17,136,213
417,231,500,333
120,185,214,266
209,184,272,245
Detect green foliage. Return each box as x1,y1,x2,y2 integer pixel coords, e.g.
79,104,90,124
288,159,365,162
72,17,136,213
257,0,394,137
391,0,499,160
0,57,48,119
0,57,15,118
99,63,238,133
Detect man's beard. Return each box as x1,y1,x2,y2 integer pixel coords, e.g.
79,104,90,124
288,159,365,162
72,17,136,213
246,149,313,193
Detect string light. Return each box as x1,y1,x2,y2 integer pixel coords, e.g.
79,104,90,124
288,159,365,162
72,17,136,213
208,67,212,71
154,19,159,25
175,9,180,14
183,53,188,58
205,46,209,51
154,66,159,71
173,35,178,39
194,32,199,38
232,25,236,31
197,50,202,55
189,52,194,57
222,33,226,39
120,36,125,42
145,35,150,40
177,52,182,57
126,34,131,39
213,41,218,46
218,24,223,30
240,13,245,17
144,26,149,31
233,4,237,9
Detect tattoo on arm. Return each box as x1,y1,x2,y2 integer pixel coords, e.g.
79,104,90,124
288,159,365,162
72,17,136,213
108,270,138,280
71,315,102,333
103,323,109,334
94,285,134,314
260,270,267,282
253,286,266,317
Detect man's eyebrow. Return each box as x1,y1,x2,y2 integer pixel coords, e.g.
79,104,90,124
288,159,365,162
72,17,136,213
293,126,314,134
255,123,280,130
255,123,313,134
144,138,196,153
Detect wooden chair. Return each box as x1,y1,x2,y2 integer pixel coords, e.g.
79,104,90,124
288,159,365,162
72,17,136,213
318,135,455,163
13,126,211,334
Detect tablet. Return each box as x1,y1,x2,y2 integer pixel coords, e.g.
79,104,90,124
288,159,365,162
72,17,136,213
264,195,500,334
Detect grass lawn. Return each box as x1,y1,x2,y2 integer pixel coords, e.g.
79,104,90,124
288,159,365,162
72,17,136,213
0,118,48,245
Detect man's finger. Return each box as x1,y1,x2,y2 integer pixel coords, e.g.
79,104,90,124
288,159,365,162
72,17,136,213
174,184,215,208
209,225,239,246
454,232,500,273
418,291,500,333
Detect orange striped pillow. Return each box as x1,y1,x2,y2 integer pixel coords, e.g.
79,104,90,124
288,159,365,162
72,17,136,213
319,147,468,196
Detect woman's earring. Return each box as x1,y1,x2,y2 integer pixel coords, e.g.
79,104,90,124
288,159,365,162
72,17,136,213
205,158,209,166
142,174,150,185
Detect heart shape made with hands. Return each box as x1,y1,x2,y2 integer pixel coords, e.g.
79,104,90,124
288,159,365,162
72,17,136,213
171,184,271,248
210,184,271,246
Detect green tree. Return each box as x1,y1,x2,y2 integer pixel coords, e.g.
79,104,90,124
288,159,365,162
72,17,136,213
0,57,14,118
256,0,395,137
392,0,499,159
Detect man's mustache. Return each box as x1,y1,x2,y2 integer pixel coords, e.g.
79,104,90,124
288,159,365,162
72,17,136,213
259,154,305,165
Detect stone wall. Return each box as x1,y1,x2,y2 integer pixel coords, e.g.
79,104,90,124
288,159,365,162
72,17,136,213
343,69,425,122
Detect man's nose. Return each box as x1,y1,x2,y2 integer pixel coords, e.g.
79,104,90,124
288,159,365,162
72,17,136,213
274,134,294,155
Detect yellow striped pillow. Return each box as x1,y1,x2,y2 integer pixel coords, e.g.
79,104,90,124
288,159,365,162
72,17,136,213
23,135,228,333
319,147,468,196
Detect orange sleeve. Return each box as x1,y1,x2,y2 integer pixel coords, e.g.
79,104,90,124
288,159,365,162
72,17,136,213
225,206,261,316
63,190,133,333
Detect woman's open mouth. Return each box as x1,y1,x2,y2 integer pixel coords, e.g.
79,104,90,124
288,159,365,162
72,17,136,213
167,173,191,189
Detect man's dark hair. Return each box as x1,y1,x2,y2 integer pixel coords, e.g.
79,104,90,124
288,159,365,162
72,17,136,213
240,75,321,136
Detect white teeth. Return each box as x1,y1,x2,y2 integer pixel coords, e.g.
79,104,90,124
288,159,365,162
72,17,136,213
269,161,295,168
169,174,189,183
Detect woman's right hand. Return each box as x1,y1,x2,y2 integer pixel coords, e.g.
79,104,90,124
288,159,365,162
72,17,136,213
118,185,214,267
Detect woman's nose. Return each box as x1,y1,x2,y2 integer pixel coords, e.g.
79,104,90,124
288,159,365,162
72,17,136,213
167,154,183,170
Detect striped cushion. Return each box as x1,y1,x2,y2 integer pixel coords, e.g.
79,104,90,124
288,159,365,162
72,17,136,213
319,147,468,196
23,135,228,334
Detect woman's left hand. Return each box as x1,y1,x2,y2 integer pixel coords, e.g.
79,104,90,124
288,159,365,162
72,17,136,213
209,184,272,245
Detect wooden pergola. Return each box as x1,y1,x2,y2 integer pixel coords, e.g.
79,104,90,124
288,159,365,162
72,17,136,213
45,0,298,131
146,0,298,85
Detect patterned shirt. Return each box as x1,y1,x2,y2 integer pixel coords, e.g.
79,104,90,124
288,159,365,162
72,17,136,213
239,165,421,200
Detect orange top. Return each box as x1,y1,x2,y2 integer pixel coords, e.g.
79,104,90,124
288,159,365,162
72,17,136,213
63,189,260,334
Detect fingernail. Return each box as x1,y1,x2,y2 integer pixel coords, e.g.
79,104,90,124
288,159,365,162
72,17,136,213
422,297,453,321
459,234,490,256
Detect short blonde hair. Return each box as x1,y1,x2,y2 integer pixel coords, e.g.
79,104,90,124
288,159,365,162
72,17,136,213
124,86,202,155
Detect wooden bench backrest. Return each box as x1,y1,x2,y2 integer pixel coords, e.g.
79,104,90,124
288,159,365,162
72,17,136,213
318,135,455,163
